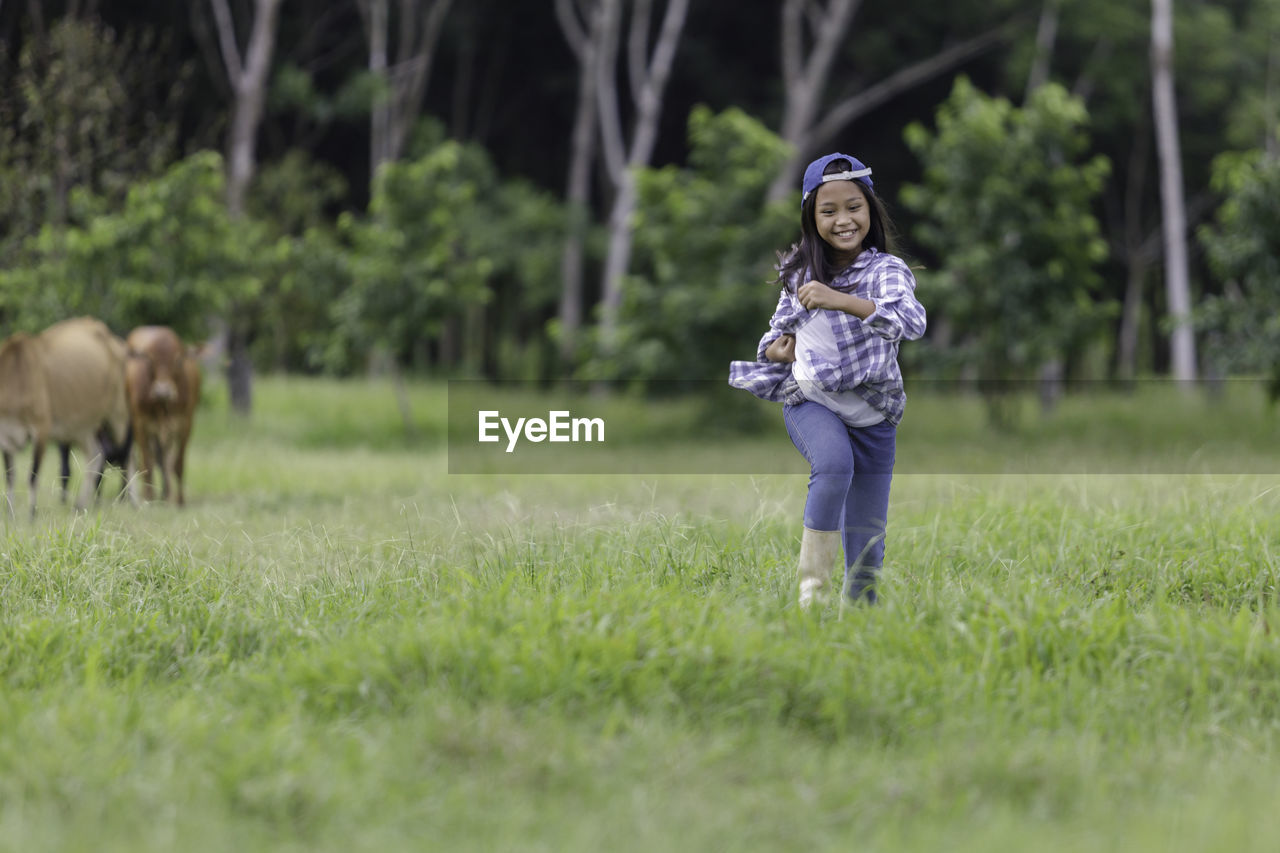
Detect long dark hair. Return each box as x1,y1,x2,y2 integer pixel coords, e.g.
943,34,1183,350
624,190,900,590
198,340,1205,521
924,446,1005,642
775,157,900,291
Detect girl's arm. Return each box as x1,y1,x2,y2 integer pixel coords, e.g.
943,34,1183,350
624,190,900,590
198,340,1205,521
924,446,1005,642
795,282,875,319
755,288,801,360
798,258,926,342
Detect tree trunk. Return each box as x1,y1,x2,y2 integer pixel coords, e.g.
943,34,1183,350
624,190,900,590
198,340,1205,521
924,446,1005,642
595,0,690,350
357,0,454,181
212,0,282,219
367,0,390,177
1024,0,1061,102
767,0,859,203
227,320,253,413
767,20,1011,203
1116,258,1148,383
1116,108,1152,383
555,0,604,365
209,0,282,413
1150,0,1197,383
1027,0,1063,413
598,168,638,344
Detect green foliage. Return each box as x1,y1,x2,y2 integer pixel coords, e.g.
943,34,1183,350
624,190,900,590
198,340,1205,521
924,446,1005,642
270,63,383,125
0,152,270,339
473,175,568,379
331,142,494,372
330,127,565,376
248,152,351,372
583,106,794,386
0,17,183,284
1220,0,1280,151
902,78,1111,390
1198,150,1280,395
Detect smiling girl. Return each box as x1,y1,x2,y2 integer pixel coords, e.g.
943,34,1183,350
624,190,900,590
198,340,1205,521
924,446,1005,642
730,153,927,609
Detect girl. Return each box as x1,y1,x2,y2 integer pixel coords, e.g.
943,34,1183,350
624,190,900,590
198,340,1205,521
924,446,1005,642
729,153,926,608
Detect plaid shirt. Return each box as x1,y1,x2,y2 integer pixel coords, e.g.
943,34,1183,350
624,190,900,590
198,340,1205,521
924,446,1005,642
728,248,926,425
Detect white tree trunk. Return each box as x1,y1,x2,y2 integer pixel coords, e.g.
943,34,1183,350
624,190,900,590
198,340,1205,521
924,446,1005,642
209,0,282,413
555,0,605,362
595,0,690,349
1150,0,1197,382
767,0,858,203
367,0,391,177
767,11,1011,203
356,0,454,182
1024,0,1061,101
210,0,282,219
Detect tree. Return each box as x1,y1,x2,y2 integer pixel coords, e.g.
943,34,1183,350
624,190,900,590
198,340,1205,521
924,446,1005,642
332,126,566,383
553,0,606,364
585,106,793,387
0,16,183,296
1198,150,1280,399
353,0,453,179
765,0,1018,203
1150,0,1196,383
331,141,492,429
1012,0,1237,381
0,152,270,343
206,0,284,412
902,78,1111,426
1024,0,1062,102
594,0,691,351
209,0,283,218
247,149,350,373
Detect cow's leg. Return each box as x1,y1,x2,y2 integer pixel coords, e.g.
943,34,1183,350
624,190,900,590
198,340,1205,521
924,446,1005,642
28,438,45,519
128,424,154,505
3,450,14,519
73,437,105,512
126,431,141,507
137,427,158,503
110,424,133,503
156,438,171,502
88,429,110,500
100,424,130,502
58,444,73,504
174,429,191,507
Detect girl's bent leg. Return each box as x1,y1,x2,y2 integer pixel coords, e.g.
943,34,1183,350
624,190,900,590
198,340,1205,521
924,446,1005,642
783,402,855,532
784,402,855,608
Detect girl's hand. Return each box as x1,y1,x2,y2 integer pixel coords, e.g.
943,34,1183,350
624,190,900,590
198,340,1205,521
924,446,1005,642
797,280,841,310
798,280,875,319
765,334,796,363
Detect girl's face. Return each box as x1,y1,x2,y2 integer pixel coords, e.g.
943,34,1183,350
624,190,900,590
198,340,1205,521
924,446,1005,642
813,180,871,266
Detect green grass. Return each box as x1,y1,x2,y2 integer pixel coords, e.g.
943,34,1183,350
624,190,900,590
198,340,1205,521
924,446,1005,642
2,375,1280,851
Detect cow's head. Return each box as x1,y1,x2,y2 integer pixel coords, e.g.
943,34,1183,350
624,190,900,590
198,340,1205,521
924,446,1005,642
127,328,187,406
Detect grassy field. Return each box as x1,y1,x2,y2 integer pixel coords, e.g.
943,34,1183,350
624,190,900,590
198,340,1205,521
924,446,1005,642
2,376,1280,851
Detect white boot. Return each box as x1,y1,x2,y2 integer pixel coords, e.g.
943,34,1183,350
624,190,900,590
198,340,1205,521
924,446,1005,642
797,527,841,609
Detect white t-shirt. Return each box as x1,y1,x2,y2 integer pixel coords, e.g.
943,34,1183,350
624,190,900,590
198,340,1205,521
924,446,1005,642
792,310,885,427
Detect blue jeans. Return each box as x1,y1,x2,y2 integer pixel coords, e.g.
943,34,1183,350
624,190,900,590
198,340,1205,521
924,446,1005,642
783,401,896,599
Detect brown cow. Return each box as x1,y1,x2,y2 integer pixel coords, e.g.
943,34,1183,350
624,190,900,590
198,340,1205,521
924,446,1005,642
125,326,201,506
0,317,131,517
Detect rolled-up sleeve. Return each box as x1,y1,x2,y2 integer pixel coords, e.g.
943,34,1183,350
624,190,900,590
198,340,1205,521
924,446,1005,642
863,257,927,342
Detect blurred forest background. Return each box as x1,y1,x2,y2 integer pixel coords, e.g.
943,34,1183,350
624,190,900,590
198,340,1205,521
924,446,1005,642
1,0,1278,417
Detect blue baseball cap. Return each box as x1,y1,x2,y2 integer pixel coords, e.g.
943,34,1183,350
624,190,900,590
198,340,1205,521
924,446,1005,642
801,153,873,206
